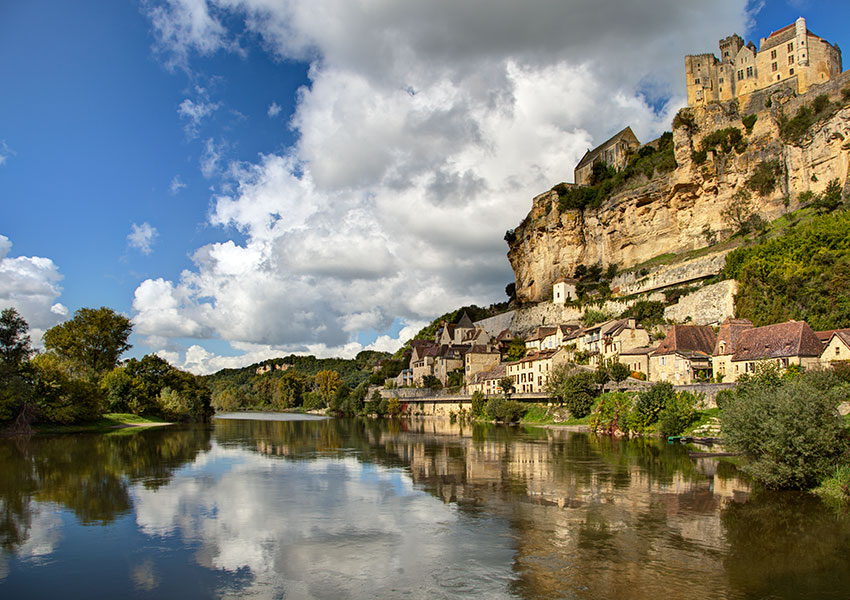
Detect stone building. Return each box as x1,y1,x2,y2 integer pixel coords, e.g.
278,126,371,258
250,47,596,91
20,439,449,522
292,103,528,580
467,364,507,397
552,277,577,305
649,325,716,384
685,16,842,107
573,127,640,185
619,346,656,379
712,320,822,382
820,331,850,365
505,348,569,394
464,346,502,387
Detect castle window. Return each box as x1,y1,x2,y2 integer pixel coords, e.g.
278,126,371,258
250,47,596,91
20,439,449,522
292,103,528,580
746,66,753,77
787,42,794,52
724,51,729,57
790,68,794,75
719,77,724,84
694,78,700,84
788,55,794,65
771,49,777,59
737,70,744,81
772,62,778,72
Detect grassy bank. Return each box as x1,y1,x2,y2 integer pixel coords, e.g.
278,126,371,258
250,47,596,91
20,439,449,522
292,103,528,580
32,413,172,434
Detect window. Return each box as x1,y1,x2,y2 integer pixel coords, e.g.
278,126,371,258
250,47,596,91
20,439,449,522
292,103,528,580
746,66,753,77
787,42,794,52
771,49,777,59
788,55,794,65
790,68,794,75
719,77,724,84
737,70,744,81
694,78,700,84
772,62,778,72
836,346,841,356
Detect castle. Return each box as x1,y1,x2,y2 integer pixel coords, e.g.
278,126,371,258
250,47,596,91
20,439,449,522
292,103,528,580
685,17,841,107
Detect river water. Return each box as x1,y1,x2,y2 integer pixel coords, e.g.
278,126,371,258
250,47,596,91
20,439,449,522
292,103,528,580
1,414,849,599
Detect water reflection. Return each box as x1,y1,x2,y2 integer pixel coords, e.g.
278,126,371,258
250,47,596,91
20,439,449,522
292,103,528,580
1,418,849,599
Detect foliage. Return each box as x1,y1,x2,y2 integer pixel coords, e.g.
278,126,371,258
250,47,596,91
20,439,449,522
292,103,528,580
0,308,32,379
470,391,486,418
720,372,850,489
504,229,516,244
631,381,676,431
30,354,102,424
742,113,757,133
484,396,527,423
695,127,746,161
582,307,611,327
811,178,846,213
589,391,634,434
673,108,698,133
545,364,596,417
555,132,675,213
723,210,850,329
505,282,516,301
302,391,324,410
656,390,700,437
386,397,402,417
619,300,665,327
779,95,839,145
593,364,610,387
814,465,850,506
746,160,782,197
608,361,631,386
43,307,132,381
315,370,343,406
498,376,515,397
507,336,527,361
721,189,764,234
421,374,442,390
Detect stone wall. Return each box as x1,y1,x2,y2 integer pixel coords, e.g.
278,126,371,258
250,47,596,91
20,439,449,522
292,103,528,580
612,250,730,297
663,279,738,325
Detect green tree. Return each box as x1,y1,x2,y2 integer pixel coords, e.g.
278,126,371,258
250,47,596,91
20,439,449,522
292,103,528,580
421,374,442,390
30,353,102,423
0,308,34,421
43,307,132,380
608,361,631,388
593,363,611,387
545,364,596,418
470,391,486,418
498,376,515,398
314,370,342,406
507,337,527,361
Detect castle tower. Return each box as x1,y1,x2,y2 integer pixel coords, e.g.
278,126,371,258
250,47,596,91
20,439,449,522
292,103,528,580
718,34,744,64
795,16,809,66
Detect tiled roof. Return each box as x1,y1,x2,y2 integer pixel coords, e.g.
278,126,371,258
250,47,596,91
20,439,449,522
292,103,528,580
474,363,506,382
526,326,558,342
506,349,558,366
760,23,816,52
714,318,754,355
815,328,850,345
653,325,716,356
620,346,657,356
730,321,822,361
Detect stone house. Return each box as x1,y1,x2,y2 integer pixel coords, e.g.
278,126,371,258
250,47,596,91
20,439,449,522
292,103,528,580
467,364,507,397
437,312,477,345
619,346,656,379
525,326,558,352
576,318,651,366
712,318,755,381
714,320,823,382
552,278,578,305
685,16,842,107
505,348,569,394
820,331,850,365
433,345,470,386
409,341,441,386
464,345,502,387
574,126,640,186
649,325,716,384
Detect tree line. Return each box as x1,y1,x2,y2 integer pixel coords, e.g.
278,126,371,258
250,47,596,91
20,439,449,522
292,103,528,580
0,306,212,429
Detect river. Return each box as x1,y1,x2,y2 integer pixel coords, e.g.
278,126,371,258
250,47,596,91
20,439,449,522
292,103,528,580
1,414,848,598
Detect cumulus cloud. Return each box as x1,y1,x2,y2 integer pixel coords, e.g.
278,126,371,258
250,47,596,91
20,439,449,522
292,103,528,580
138,0,752,370
267,102,281,118
128,222,159,255
0,234,67,345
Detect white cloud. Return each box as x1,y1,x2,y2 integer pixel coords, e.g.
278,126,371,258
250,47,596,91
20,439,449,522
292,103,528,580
169,175,187,194
0,234,66,346
267,102,281,117
127,222,159,255
0,140,14,166
178,97,220,137
138,0,752,369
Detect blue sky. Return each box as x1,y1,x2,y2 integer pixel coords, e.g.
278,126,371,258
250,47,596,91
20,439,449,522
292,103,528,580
1,0,848,373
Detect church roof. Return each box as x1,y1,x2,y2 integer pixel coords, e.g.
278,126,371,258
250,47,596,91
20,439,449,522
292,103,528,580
575,126,640,171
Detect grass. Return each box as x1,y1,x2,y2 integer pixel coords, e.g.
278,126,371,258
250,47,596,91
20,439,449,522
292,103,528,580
32,413,171,434
521,402,596,427
682,407,721,436
813,464,850,507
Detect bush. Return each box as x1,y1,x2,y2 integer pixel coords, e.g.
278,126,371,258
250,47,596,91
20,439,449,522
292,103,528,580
485,397,527,423
657,390,699,437
470,391,486,418
30,354,102,424
632,381,675,431
742,114,757,133
302,391,325,410
590,392,634,434
546,364,597,417
746,160,781,197
720,375,850,489
673,108,698,132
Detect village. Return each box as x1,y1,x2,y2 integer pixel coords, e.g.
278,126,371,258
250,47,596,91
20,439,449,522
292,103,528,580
387,15,848,401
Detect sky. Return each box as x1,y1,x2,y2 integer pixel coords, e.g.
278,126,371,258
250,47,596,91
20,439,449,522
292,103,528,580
1,0,848,375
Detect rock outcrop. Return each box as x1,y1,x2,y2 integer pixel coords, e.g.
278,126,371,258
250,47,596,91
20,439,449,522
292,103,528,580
508,74,850,303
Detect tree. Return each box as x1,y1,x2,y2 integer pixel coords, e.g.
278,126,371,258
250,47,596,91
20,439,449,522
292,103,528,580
507,337,527,361
0,308,32,379
421,374,442,390
545,364,596,418
505,282,516,301
609,361,631,388
470,391,486,417
314,370,342,406
499,376,515,398
43,307,132,380
593,364,611,387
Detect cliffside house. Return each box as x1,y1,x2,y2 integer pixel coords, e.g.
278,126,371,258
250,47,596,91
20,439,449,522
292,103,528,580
525,326,558,352
619,346,657,379
649,325,717,384
713,320,822,382
467,364,507,397
685,16,842,107
495,329,515,354
552,277,578,305
577,318,651,367
505,348,569,394
574,126,641,186
820,330,850,365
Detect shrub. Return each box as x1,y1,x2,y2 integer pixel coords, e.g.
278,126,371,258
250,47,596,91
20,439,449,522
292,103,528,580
673,108,698,133
691,149,707,164
746,160,782,197
302,391,324,410
714,388,735,410
742,114,757,133
632,381,675,431
582,308,611,327
590,392,634,434
485,397,527,423
720,376,850,489
812,178,845,213
470,391,486,418
843,86,850,102
657,391,699,437
504,229,516,244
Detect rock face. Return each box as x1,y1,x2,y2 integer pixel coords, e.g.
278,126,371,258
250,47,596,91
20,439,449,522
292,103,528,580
663,280,738,326
508,76,850,304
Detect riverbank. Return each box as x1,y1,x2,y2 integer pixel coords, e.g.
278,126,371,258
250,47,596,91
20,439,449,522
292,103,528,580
30,413,173,434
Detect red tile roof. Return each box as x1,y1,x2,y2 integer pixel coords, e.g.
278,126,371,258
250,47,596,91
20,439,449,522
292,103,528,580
653,325,716,356
730,321,822,361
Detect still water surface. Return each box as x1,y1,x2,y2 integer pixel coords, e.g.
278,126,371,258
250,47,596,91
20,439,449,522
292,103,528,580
1,414,849,599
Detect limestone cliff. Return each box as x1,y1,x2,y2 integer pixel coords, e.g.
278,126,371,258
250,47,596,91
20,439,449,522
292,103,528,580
508,74,850,304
